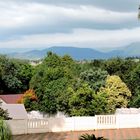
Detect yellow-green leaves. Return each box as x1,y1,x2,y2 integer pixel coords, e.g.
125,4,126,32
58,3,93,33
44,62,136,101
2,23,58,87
98,75,131,113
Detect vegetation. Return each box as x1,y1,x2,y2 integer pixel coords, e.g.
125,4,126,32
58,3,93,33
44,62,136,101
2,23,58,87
0,108,11,120
79,133,108,140
0,102,11,120
0,119,12,140
1,54,140,116
0,55,33,94
0,103,12,139
98,75,131,113
17,89,38,111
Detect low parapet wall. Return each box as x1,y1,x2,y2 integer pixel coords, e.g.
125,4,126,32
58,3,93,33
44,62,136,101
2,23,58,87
6,115,140,135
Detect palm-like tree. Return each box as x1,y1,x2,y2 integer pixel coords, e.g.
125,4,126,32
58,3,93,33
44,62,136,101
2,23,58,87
79,133,108,140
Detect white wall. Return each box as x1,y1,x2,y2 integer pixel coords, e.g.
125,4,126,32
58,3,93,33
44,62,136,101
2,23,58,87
6,120,28,135
116,114,140,128
49,117,96,132
6,114,140,135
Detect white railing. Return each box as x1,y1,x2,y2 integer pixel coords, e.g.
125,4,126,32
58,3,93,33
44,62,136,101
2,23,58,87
28,119,49,129
96,115,117,129
97,115,116,125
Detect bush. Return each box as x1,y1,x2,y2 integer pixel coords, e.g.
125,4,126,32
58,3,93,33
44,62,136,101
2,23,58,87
0,108,11,120
0,102,11,120
79,133,108,140
0,119,12,140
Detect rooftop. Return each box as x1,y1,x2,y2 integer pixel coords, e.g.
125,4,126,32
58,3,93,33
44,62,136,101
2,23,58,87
0,94,23,104
1,104,28,119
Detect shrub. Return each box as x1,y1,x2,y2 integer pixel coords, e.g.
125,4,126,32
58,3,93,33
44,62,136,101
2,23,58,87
0,119,12,140
17,89,38,111
79,133,108,140
0,102,11,120
0,108,11,120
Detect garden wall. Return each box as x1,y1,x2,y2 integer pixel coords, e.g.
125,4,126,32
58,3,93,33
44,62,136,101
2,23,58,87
6,115,140,135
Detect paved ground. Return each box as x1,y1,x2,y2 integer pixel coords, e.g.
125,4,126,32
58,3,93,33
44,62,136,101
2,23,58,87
13,128,140,140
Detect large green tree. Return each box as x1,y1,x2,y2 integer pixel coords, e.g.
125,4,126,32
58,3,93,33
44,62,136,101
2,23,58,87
30,52,78,114
0,56,33,94
103,58,137,91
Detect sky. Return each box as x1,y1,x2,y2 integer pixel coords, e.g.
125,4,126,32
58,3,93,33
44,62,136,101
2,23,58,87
0,0,140,51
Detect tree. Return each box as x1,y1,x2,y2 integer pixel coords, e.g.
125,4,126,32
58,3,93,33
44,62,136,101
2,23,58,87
80,68,108,92
30,53,78,115
129,64,140,95
128,64,140,107
68,83,107,116
98,75,131,113
103,58,137,91
0,56,33,94
17,61,33,91
130,95,140,107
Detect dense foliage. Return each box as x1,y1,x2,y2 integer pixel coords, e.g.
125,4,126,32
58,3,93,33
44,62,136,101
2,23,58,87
0,119,12,140
0,55,33,94
17,89,38,111
0,102,11,120
0,108,11,120
98,75,131,113
1,54,140,116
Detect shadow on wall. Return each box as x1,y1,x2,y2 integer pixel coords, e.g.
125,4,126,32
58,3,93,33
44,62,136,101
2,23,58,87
48,117,65,132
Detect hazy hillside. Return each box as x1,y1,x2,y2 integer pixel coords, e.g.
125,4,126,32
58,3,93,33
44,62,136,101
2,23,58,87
1,42,140,60
122,42,140,56
7,47,107,60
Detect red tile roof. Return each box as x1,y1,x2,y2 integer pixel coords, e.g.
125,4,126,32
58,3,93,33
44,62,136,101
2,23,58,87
0,94,23,104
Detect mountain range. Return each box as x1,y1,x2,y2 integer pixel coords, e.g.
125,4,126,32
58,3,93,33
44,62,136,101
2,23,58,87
1,42,140,60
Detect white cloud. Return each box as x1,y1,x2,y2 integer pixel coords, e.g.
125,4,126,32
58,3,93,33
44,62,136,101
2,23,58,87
0,1,139,50
0,2,137,29
0,27,140,49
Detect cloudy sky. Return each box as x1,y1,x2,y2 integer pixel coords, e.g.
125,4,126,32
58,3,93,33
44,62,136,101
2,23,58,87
0,0,139,51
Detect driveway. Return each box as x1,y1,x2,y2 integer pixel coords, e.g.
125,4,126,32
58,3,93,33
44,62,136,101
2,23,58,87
13,128,140,140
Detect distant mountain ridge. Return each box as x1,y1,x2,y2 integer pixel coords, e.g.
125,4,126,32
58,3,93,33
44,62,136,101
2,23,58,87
1,42,140,60
6,47,110,60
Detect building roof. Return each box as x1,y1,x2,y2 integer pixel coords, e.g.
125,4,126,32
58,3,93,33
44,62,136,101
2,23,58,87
1,104,28,119
0,94,23,104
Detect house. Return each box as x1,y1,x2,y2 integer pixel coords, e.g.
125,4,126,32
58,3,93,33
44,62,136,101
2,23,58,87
0,94,28,120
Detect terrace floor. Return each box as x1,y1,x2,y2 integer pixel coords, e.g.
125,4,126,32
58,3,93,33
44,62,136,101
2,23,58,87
13,128,140,140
